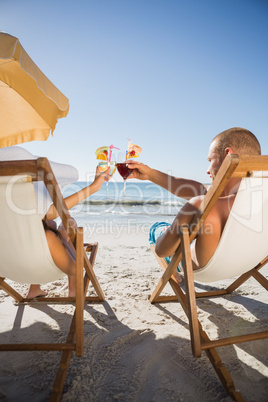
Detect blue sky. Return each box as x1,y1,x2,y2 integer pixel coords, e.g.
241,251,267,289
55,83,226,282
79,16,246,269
1,0,268,183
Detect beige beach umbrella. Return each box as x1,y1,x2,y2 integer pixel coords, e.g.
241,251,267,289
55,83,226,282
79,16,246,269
0,32,69,148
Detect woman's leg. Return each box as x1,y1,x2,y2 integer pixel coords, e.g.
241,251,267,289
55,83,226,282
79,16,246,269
58,218,77,260
45,230,76,297
27,220,78,298
26,221,59,298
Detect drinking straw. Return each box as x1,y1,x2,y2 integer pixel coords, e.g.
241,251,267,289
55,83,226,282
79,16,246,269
108,144,120,166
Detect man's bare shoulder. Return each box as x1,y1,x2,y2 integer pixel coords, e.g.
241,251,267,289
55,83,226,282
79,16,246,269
187,193,234,223
188,195,206,208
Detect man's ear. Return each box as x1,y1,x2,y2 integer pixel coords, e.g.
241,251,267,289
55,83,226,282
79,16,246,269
224,147,234,156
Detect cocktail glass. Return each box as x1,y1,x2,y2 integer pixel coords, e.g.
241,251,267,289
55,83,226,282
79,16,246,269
98,161,117,197
116,162,132,196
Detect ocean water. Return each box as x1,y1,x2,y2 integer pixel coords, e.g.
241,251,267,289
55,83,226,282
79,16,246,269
62,181,185,236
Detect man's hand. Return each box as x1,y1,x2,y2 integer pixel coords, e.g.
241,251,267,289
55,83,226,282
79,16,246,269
127,160,151,181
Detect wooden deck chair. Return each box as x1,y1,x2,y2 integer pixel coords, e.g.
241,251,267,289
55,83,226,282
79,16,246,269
0,158,105,402
150,154,268,402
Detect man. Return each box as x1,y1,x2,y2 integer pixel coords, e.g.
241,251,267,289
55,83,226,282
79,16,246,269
128,127,261,280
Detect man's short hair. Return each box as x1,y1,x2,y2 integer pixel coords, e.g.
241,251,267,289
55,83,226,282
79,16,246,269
213,127,261,156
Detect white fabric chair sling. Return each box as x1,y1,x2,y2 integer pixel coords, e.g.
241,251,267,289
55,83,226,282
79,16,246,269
0,175,65,284
193,175,268,283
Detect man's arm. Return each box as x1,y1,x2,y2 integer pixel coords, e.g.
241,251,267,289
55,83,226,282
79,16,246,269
155,197,202,257
127,161,207,200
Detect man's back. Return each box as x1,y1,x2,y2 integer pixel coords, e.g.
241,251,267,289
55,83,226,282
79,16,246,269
190,193,237,269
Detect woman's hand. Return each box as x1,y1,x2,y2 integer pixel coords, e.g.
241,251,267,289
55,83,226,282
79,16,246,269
45,165,110,220
92,165,110,192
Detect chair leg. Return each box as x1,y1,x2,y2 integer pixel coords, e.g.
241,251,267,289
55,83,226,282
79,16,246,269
0,277,24,302
150,246,183,302
50,230,89,401
180,226,201,357
83,243,105,301
251,268,268,290
50,232,106,400
200,328,244,402
226,255,268,293
49,349,73,402
75,227,84,357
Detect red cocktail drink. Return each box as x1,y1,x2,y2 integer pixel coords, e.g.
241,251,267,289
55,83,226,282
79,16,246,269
117,163,132,180
117,162,132,196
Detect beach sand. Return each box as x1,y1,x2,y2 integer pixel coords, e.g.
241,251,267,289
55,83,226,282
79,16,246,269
0,227,267,401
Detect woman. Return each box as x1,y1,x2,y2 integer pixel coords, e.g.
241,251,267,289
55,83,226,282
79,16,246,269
0,146,109,298
27,165,109,298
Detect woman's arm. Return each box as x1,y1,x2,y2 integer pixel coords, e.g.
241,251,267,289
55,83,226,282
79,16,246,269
45,166,109,221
